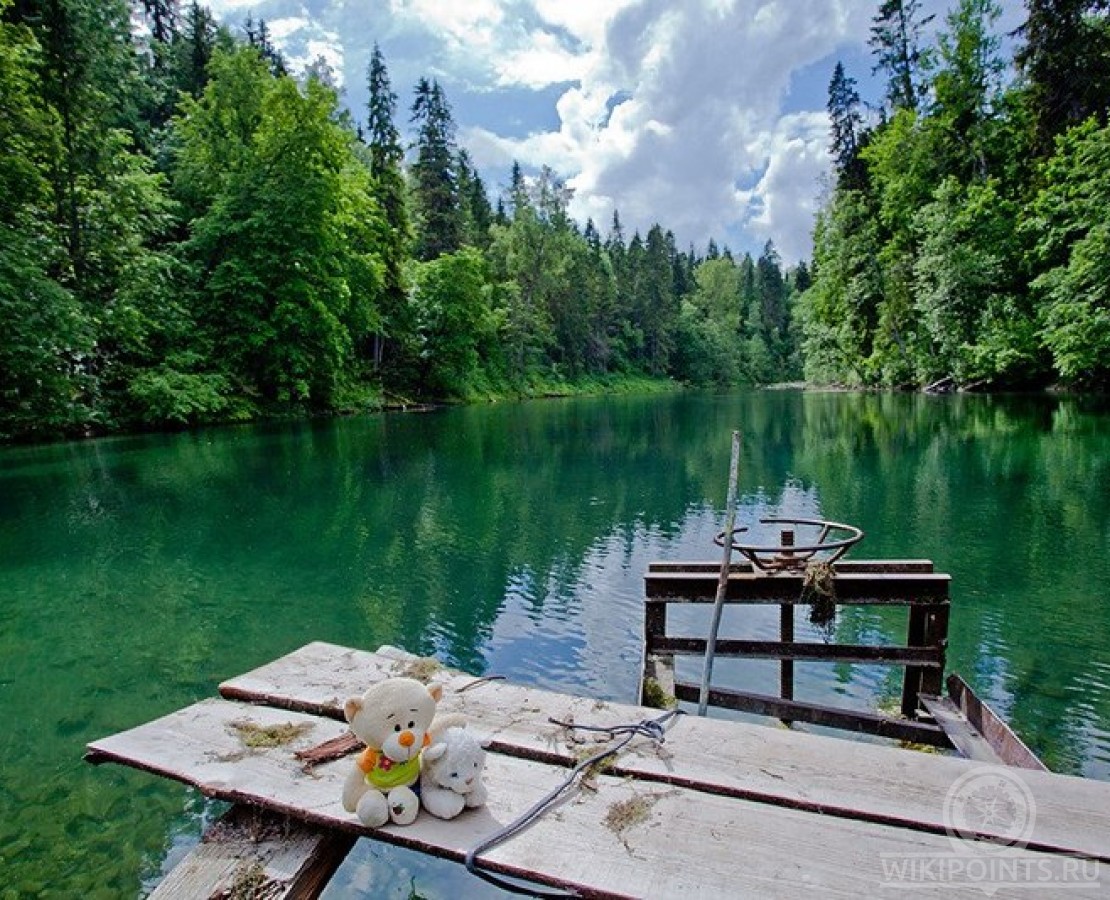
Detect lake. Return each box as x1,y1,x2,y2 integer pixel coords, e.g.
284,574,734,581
1,390,1108,897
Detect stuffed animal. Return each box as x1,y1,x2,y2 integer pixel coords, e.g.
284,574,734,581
420,726,489,820
341,677,447,827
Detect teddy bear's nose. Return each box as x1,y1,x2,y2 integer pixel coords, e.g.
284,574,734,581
398,731,415,748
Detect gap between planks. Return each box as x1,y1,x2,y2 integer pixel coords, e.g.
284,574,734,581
87,696,1102,899
215,641,1110,863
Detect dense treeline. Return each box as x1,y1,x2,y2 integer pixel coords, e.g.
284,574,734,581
0,0,804,441
802,0,1110,391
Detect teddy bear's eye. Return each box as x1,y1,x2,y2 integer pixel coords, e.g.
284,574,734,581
407,720,415,729
450,772,458,778
393,724,402,732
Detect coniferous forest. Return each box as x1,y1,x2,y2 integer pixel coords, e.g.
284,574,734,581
0,0,803,441
1,0,1108,442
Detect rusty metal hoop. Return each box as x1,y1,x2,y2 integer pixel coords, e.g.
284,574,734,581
714,517,864,573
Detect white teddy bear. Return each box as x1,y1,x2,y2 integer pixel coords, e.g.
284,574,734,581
341,677,450,828
419,726,489,820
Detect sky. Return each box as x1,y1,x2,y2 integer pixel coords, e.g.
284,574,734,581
202,0,1026,263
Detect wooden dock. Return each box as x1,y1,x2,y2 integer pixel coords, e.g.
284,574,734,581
87,642,1110,898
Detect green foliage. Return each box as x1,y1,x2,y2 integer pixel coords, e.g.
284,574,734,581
1015,0,1110,155
801,190,884,385
126,368,232,425
185,64,386,407
1028,119,1110,386
0,0,806,442
801,0,1110,392
409,248,497,398
410,78,461,261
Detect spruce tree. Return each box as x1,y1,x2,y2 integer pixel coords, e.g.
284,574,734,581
869,0,934,113
141,0,178,47
366,43,411,371
1015,0,1110,155
410,78,461,260
827,61,867,189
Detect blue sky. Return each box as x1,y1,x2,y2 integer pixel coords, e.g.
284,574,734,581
204,0,1026,263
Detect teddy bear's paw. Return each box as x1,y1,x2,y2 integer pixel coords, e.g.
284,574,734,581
356,791,390,828
465,784,488,808
387,786,420,825
422,787,467,820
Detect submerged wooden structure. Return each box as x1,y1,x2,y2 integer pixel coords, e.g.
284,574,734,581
88,641,1110,897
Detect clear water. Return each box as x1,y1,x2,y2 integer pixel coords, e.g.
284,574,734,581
1,390,1108,897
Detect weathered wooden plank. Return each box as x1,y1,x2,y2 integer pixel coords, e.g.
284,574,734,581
919,695,1004,767
644,571,951,603
648,636,944,666
217,643,1110,862
947,674,1048,772
87,698,1097,899
672,681,952,747
148,805,354,900
647,560,936,574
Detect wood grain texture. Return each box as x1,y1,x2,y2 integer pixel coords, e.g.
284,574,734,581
148,806,353,900
214,642,1110,862
920,695,1005,766
88,696,1099,899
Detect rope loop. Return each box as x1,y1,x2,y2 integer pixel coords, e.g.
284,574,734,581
464,709,683,897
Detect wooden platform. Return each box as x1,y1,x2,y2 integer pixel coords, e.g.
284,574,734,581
87,642,1110,898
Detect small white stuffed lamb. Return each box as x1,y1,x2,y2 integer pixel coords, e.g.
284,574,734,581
419,726,489,820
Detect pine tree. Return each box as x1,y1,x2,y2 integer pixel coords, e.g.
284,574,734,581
141,0,178,47
1015,0,1110,155
365,43,411,372
508,160,526,218
869,0,934,113
244,15,286,77
457,148,492,248
827,61,867,188
174,0,218,99
410,78,461,260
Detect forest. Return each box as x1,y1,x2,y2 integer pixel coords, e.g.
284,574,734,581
1,1,1108,442
0,0,803,441
805,0,1110,391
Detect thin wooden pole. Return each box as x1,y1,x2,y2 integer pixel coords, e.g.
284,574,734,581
779,530,795,715
698,431,741,716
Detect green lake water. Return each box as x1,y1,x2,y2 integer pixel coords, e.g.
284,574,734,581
1,390,1108,897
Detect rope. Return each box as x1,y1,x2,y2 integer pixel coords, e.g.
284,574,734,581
802,560,837,637
463,709,684,897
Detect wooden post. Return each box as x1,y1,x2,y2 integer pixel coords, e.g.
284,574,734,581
901,606,927,718
779,530,795,708
919,604,950,698
644,600,667,653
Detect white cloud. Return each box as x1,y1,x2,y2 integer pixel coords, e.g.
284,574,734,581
460,0,873,259
208,0,896,261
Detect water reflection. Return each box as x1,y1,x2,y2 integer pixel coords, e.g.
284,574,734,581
0,390,1107,896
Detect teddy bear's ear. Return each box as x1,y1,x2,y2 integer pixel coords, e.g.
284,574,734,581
423,742,447,762
427,683,443,703
343,697,362,723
